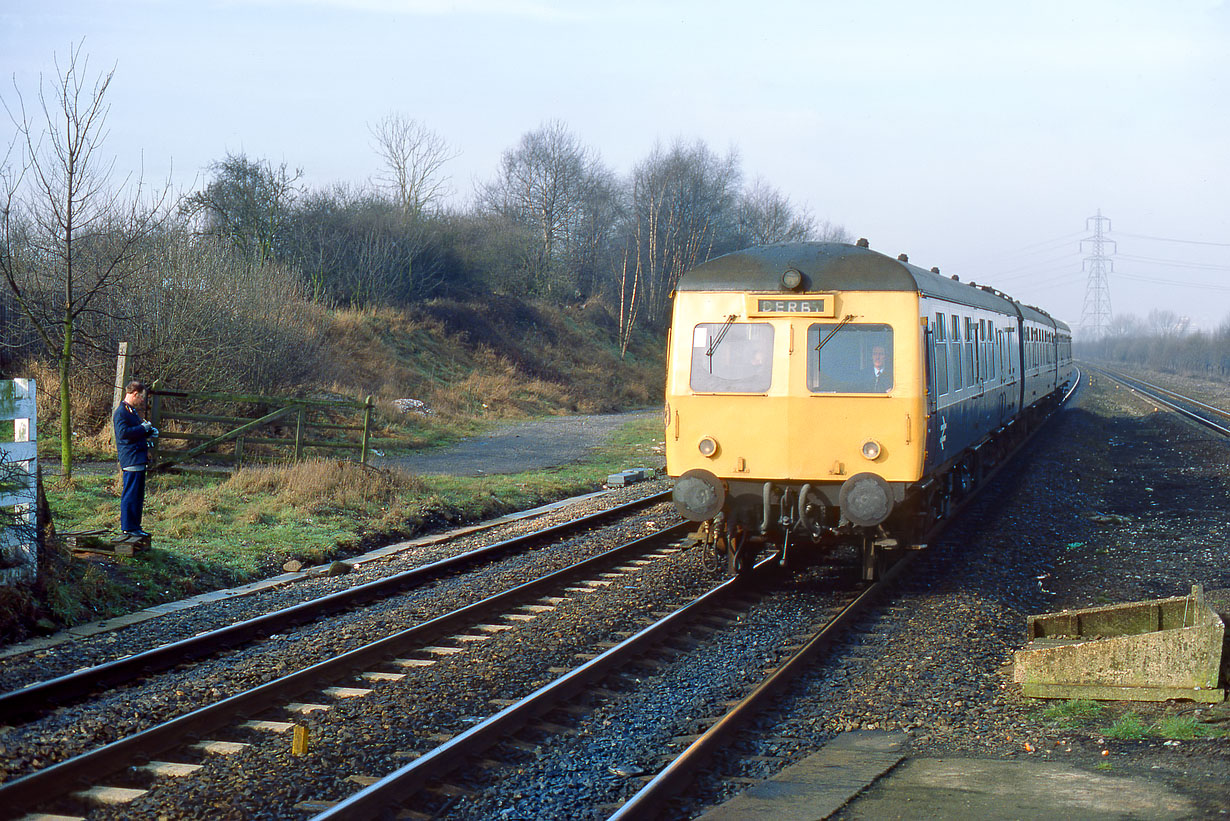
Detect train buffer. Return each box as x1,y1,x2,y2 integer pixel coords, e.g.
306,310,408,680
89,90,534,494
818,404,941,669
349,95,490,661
1013,584,1227,703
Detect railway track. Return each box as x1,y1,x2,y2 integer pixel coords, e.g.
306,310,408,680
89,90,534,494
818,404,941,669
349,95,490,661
2,515,695,820
1086,364,1230,436
0,490,671,724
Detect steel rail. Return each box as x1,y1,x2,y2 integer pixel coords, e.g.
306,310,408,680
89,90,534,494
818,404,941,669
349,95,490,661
608,552,913,820
311,553,778,821
0,490,671,723
1088,365,1230,436
0,519,690,818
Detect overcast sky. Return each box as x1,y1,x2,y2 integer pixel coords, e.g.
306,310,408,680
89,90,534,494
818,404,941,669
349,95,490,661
4,0,1229,331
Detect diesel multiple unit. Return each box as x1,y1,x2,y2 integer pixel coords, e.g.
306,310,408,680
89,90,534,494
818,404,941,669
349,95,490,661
665,240,1073,576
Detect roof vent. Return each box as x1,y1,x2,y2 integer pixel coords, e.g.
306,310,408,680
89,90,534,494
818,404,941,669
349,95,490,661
856,237,869,248
897,253,908,262
951,274,960,281
930,267,940,274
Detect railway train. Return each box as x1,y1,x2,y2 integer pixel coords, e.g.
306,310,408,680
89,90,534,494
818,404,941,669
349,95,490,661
665,239,1073,577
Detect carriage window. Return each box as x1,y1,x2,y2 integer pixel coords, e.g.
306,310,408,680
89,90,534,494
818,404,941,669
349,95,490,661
935,313,946,341
951,337,963,390
964,318,975,385
933,336,949,395
807,323,894,393
690,322,774,393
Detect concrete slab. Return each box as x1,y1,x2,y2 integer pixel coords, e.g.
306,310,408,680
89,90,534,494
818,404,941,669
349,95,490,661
837,758,1195,820
701,732,907,821
66,611,159,636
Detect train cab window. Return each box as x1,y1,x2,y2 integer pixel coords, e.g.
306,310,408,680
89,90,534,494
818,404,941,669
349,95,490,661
807,323,893,393
689,322,774,393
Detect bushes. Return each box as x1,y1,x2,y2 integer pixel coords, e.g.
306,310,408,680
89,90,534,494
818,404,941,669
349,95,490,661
1079,315,1230,378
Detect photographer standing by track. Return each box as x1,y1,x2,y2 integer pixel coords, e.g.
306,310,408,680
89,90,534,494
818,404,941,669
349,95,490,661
113,380,158,539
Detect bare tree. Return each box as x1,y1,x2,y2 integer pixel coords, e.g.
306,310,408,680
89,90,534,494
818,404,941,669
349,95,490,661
1,43,169,478
478,120,607,295
736,179,815,246
368,113,456,220
181,152,302,264
625,139,741,325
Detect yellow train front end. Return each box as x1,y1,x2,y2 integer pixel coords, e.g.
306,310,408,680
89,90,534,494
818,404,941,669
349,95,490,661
664,243,929,572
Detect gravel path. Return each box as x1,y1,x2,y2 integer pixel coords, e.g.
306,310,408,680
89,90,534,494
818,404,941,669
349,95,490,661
374,409,657,476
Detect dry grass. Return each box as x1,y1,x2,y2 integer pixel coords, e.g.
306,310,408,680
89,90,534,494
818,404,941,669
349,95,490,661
226,459,425,512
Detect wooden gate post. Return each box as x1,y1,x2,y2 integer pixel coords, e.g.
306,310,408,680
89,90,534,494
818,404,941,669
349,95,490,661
107,342,130,446
148,379,162,468
360,395,374,464
294,406,306,462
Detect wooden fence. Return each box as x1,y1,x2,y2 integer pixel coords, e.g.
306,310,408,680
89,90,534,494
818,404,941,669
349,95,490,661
148,382,376,471
0,379,37,586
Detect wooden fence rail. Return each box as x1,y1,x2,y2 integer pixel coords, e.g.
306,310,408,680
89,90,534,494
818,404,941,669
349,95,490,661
148,382,375,471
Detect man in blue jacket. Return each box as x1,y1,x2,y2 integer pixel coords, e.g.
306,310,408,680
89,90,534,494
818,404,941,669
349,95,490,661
113,380,158,538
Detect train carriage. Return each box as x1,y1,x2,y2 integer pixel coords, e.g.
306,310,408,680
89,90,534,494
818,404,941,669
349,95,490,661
665,240,1072,576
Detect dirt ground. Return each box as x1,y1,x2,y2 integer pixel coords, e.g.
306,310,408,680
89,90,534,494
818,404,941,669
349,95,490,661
372,409,657,476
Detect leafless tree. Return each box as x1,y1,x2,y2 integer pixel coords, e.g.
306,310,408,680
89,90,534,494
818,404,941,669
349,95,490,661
736,178,816,246
181,152,302,264
624,139,741,326
478,121,608,295
124,231,323,393
0,43,170,478
1146,308,1182,337
369,113,456,220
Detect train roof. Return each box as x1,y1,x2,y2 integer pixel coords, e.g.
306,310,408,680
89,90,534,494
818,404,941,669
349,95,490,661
677,241,1062,323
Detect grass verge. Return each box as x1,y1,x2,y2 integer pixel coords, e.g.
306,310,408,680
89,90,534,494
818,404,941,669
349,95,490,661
1,415,664,644
1038,699,1230,741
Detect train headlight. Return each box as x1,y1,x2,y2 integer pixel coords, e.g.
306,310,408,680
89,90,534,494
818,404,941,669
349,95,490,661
861,439,882,460
698,436,719,457
781,268,803,290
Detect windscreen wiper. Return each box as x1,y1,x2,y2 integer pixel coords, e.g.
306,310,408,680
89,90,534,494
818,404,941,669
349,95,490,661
815,314,855,352
706,314,738,359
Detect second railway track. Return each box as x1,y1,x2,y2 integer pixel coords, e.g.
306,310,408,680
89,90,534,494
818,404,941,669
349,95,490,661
1086,364,1230,436
0,489,672,723
2,507,701,819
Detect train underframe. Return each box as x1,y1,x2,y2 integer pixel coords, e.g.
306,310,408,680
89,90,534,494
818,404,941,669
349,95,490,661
687,391,1065,580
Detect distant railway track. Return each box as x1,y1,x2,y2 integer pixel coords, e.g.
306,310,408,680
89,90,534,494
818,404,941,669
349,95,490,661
0,517,693,819
1087,365,1230,437
0,490,671,725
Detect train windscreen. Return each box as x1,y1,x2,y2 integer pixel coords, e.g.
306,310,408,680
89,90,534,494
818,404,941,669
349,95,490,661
689,322,774,393
807,323,894,393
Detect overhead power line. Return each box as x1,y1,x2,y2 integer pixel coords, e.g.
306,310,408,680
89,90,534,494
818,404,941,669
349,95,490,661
1116,253,1230,271
1115,271,1230,292
1111,231,1230,248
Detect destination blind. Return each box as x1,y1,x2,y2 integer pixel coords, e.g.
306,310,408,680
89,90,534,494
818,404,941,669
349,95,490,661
756,298,826,314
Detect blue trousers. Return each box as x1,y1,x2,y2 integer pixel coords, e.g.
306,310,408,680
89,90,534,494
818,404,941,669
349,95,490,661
120,469,146,533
